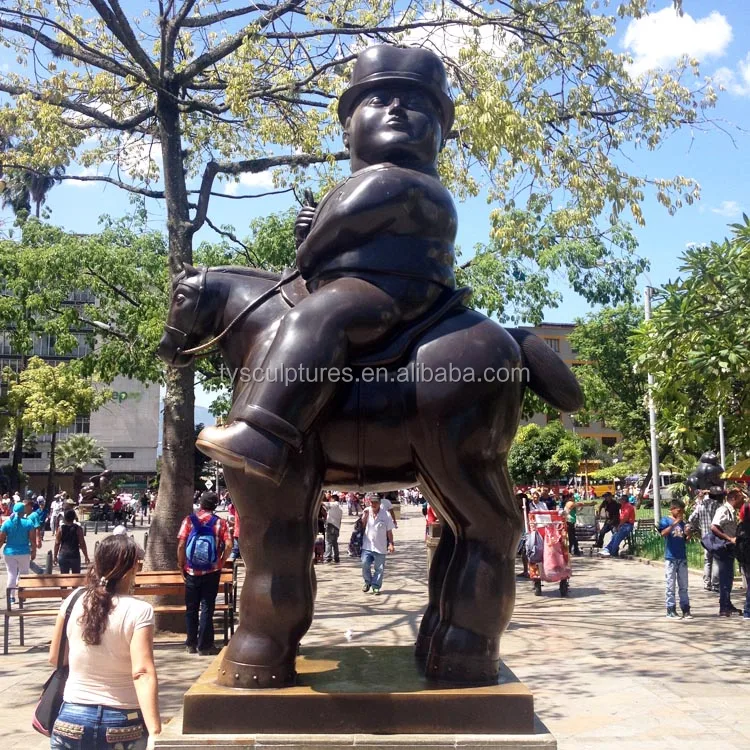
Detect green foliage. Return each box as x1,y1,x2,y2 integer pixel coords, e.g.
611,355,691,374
5,357,110,436
56,434,106,473
508,421,590,485
568,304,648,441
632,218,750,453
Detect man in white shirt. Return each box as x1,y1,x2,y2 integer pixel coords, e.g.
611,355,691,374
361,495,395,595
323,495,344,563
711,488,745,616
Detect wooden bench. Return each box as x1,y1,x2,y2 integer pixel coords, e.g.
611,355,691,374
3,568,236,655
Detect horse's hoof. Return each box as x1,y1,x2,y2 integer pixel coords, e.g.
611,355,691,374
425,651,500,685
217,655,297,689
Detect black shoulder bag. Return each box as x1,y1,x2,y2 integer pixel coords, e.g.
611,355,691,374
33,588,85,736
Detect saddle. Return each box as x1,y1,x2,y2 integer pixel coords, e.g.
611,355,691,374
280,269,471,368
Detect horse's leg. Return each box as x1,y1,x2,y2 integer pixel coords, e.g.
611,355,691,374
417,459,521,684
414,521,455,667
218,442,321,689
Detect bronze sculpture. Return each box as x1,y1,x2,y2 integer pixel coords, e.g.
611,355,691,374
158,45,583,689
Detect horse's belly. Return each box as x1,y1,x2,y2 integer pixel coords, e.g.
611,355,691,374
320,378,415,491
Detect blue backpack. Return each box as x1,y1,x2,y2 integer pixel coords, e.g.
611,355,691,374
185,514,219,571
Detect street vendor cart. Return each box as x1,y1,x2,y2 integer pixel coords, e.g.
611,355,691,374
527,509,572,596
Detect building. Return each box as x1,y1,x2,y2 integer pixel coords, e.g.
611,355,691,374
0,301,159,494
519,322,621,448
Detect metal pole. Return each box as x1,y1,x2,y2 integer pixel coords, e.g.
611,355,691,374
644,286,661,523
718,415,726,469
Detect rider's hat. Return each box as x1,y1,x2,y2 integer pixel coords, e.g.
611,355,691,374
338,45,454,134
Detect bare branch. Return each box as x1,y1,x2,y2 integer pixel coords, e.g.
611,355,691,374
203,215,262,266
187,187,296,200
181,4,270,28
84,267,140,307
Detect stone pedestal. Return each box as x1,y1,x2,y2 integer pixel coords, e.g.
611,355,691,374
154,645,555,748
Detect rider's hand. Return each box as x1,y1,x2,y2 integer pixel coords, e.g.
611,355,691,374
294,205,316,249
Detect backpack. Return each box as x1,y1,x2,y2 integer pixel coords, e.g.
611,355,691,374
185,514,219,571
525,530,544,564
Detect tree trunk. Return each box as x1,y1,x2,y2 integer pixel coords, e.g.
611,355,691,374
10,424,23,492
46,429,57,504
144,84,195,631
73,467,83,502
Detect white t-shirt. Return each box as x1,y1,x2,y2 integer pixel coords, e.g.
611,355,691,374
324,502,343,529
62,588,154,709
363,508,395,554
379,497,393,512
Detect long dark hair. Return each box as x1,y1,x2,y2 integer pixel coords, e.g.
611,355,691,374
80,534,138,645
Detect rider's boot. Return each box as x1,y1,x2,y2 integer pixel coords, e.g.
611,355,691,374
196,407,303,487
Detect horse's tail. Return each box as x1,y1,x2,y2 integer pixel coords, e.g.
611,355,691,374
506,328,584,414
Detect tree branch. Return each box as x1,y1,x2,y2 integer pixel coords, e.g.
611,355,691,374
181,4,270,28
203,216,262,266
83,267,140,307
87,0,159,81
186,187,295,200
190,150,348,233
175,0,303,84
0,17,147,84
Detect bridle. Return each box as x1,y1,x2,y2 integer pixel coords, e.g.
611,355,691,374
166,267,301,359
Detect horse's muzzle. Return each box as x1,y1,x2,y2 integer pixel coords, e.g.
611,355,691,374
157,332,194,368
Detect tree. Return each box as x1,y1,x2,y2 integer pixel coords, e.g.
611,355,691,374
508,421,595,486
0,1,716,568
5,357,111,502
57,434,106,501
633,218,750,454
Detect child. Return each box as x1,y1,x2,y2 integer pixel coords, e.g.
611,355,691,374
659,498,692,619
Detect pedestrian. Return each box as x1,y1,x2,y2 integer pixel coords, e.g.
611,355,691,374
516,492,530,578
378,493,398,528
710,487,746,617
0,502,36,604
688,489,721,592
598,493,635,557
139,492,150,520
227,497,241,561
323,494,343,563
48,534,161,748
50,495,64,535
594,492,620,548
734,500,750,620
54,509,90,573
563,492,583,557
360,495,395,595
176,491,231,655
659,499,692,619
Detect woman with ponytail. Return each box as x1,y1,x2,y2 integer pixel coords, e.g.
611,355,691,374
0,501,36,604
48,534,161,748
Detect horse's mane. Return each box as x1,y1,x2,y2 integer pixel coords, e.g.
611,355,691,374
208,265,283,282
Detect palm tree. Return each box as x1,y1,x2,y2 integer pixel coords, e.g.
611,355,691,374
57,435,106,501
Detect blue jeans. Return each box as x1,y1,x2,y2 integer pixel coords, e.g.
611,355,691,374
715,553,736,613
185,569,221,650
606,522,633,556
665,558,689,611
50,702,147,749
361,550,386,589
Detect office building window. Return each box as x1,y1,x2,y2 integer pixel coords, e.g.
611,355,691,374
22,451,42,458
111,451,135,460
602,436,618,448
544,337,560,353
0,451,9,459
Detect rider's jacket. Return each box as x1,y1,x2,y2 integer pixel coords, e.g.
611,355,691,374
297,163,457,290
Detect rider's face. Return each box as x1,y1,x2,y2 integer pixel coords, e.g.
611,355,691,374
345,86,443,169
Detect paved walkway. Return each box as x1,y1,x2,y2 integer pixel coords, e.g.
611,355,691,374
2,510,749,749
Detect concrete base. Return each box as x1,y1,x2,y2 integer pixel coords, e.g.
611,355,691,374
156,645,557,748
154,714,557,749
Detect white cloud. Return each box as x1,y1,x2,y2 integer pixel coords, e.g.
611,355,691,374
622,7,732,76
224,170,275,195
710,200,742,218
714,52,750,96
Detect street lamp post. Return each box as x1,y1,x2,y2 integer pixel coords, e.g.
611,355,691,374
644,286,661,524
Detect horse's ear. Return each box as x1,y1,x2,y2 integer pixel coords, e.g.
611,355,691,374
181,262,199,277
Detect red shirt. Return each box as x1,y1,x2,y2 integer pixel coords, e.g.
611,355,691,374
619,501,635,525
177,509,231,576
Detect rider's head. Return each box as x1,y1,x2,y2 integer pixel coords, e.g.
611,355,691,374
339,46,454,173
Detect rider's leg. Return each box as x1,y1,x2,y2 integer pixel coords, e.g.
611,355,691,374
197,278,403,484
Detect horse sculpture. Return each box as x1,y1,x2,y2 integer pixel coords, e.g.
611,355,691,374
157,263,583,689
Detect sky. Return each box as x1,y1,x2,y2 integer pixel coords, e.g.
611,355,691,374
2,1,750,412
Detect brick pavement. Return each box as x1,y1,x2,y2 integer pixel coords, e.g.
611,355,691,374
2,510,749,749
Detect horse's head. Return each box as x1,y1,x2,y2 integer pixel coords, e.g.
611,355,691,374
158,263,215,367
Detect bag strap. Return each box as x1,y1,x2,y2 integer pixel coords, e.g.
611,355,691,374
58,588,85,672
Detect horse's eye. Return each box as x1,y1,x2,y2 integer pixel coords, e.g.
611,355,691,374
175,293,186,303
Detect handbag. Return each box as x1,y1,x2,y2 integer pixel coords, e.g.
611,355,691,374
525,530,544,564
32,588,85,737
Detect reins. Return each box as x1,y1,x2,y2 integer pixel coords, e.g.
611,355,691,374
178,269,301,358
